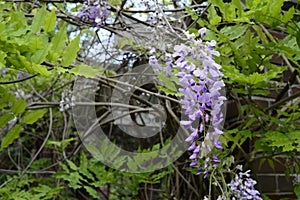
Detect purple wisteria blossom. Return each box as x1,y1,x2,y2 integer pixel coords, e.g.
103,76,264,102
17,71,29,79
228,167,263,200
149,28,226,175
78,0,110,26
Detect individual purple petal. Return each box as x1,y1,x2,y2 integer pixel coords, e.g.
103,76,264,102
214,139,222,150
193,145,200,154
190,159,198,167
198,27,207,37
189,153,197,160
188,142,196,151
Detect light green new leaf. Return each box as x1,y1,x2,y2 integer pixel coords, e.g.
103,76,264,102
0,113,14,128
247,72,265,85
1,124,22,151
44,10,57,32
49,25,67,61
7,52,30,71
31,7,47,33
28,36,43,52
282,7,295,23
69,64,99,78
269,0,285,20
157,73,177,92
31,45,51,64
0,51,6,67
32,63,51,76
11,99,27,114
208,6,222,25
84,186,99,199
9,11,27,31
220,25,248,40
61,35,80,67
66,160,78,171
232,0,242,17
22,109,47,124
109,0,122,6
6,52,49,76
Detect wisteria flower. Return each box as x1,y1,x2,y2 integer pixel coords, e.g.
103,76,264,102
228,168,263,200
78,0,110,26
149,27,226,176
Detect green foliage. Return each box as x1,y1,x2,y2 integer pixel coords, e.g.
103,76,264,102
43,9,57,33
22,109,47,124
31,6,47,34
0,174,61,200
55,153,172,199
48,25,67,61
69,64,101,78
11,99,27,114
0,124,22,151
295,182,300,198
61,35,81,67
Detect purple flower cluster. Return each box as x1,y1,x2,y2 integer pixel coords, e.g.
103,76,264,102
228,168,262,200
78,0,109,26
149,28,226,175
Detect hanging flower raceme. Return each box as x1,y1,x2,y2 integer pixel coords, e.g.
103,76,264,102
228,166,263,200
78,0,110,26
149,28,226,176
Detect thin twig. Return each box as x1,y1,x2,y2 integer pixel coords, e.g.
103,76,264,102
19,108,53,179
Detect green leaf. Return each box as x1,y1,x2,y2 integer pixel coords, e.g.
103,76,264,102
1,124,22,150
208,6,222,25
31,46,51,64
8,52,50,76
157,73,177,92
294,183,300,198
252,25,269,43
61,35,80,67
28,36,43,52
282,7,295,23
27,34,51,65
66,160,78,171
31,7,47,33
84,186,99,199
7,52,30,71
11,99,27,114
44,10,57,32
247,72,265,85
108,0,122,6
221,25,248,40
0,51,7,67
296,31,300,49
267,159,275,171
269,0,285,24
0,113,15,128
49,25,67,61
22,109,47,124
232,0,242,17
69,64,99,78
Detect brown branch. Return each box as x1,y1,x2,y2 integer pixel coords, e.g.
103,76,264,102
122,4,206,13
0,169,55,174
0,74,38,85
265,91,300,112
